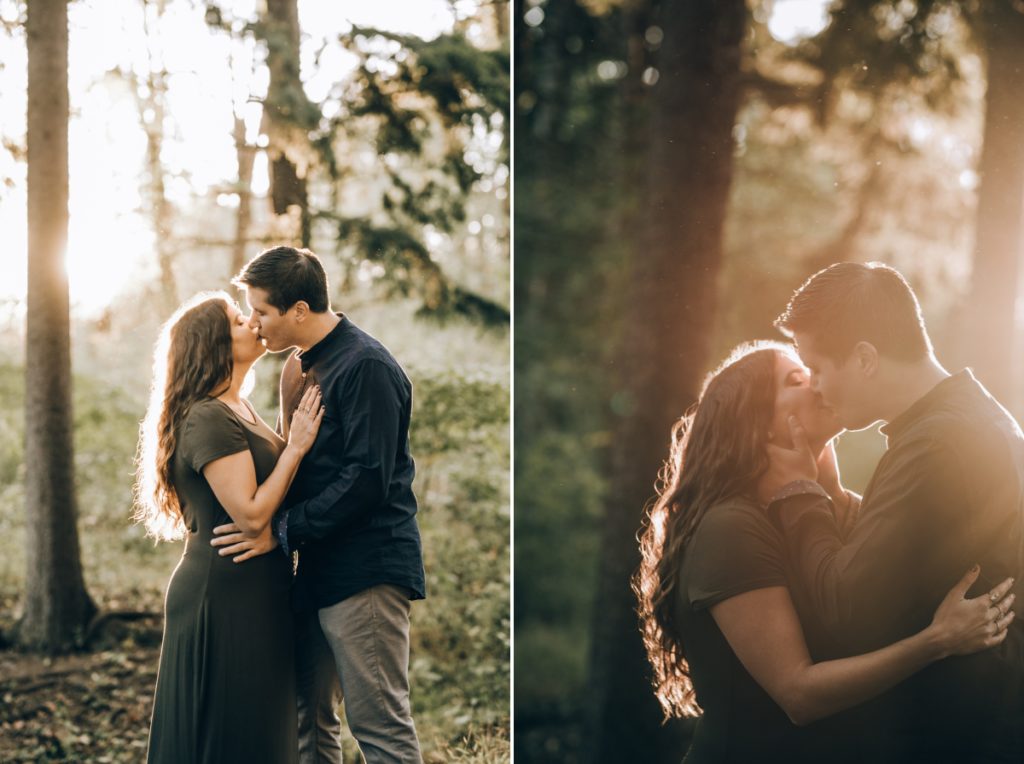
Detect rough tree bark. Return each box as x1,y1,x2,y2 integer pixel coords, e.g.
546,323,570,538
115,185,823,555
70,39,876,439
263,0,311,247
966,2,1024,406
22,0,96,653
586,1,748,760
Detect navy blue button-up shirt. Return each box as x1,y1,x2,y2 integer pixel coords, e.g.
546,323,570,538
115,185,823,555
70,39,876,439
274,314,426,610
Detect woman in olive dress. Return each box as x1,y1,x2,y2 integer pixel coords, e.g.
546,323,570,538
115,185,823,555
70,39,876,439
135,291,324,764
634,341,1014,763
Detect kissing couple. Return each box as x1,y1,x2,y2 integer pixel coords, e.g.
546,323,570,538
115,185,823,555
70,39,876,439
136,246,426,763
638,262,1024,763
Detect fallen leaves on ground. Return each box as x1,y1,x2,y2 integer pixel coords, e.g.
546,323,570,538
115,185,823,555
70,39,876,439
0,618,161,763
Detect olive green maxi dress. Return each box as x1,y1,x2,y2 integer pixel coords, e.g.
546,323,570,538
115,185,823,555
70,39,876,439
147,398,298,764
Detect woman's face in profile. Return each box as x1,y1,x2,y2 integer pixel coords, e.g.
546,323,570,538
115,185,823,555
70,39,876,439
770,351,841,447
225,302,265,364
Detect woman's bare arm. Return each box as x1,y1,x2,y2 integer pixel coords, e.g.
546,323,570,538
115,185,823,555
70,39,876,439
201,387,323,536
710,568,1013,726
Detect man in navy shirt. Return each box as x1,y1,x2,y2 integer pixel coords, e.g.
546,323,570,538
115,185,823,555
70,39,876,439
214,246,425,763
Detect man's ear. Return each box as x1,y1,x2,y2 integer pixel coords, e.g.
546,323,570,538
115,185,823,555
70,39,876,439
853,341,879,378
292,300,310,322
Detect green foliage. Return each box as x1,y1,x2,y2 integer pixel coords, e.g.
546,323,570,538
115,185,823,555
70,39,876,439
412,370,509,456
514,0,632,731
0,365,23,487
328,218,509,326
514,431,602,712
323,26,510,324
410,369,510,737
347,27,509,146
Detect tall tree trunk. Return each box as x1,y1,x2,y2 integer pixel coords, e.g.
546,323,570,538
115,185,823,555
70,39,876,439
263,0,311,247
22,0,96,653
232,113,256,276
586,1,747,760
143,72,176,312
140,0,177,312
967,2,1024,406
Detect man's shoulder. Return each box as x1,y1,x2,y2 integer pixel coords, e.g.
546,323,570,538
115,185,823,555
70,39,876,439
345,323,395,359
900,399,1018,450
340,323,407,376
883,398,1024,491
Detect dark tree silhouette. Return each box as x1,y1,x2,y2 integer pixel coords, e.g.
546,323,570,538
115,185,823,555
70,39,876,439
964,2,1024,403
586,1,748,761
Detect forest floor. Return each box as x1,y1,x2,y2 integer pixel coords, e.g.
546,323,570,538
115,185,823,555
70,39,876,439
0,598,508,762
0,592,161,763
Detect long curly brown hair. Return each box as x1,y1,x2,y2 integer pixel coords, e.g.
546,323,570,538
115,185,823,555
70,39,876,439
633,340,790,718
134,292,236,540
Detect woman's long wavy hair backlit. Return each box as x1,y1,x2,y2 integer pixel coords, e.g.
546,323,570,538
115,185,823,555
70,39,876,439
634,340,790,719
134,292,235,540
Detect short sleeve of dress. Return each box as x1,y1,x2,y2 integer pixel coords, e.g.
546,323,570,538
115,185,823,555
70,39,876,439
685,501,789,611
179,399,249,473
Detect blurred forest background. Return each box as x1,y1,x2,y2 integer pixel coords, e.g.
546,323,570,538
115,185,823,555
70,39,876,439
515,0,1024,761
0,0,509,761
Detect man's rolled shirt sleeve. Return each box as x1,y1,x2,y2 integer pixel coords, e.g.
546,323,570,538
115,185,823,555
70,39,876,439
284,358,402,546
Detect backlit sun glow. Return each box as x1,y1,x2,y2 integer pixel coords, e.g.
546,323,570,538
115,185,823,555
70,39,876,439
0,0,461,318
767,0,832,44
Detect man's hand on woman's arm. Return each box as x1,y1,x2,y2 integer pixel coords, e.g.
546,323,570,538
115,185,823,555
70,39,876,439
711,567,1014,727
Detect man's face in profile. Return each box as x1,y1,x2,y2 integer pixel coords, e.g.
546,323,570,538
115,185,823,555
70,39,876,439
794,332,877,432
244,286,295,353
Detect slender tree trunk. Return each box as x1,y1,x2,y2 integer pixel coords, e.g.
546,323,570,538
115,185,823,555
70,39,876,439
586,1,747,760
263,0,311,246
232,113,256,276
22,0,96,653
140,0,177,312
144,74,176,311
967,2,1024,405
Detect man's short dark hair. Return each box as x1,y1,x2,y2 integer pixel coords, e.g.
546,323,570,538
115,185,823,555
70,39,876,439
774,262,933,362
232,246,330,314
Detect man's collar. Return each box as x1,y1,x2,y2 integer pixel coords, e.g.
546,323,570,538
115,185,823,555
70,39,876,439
297,313,347,372
880,369,976,441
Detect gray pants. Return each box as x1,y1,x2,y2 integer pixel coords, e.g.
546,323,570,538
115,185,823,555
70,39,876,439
295,585,422,764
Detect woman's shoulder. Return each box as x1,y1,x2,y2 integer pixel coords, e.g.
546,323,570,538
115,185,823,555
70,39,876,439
686,496,785,569
184,396,231,418
176,398,250,472
693,496,775,540
683,496,789,609
180,398,242,440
